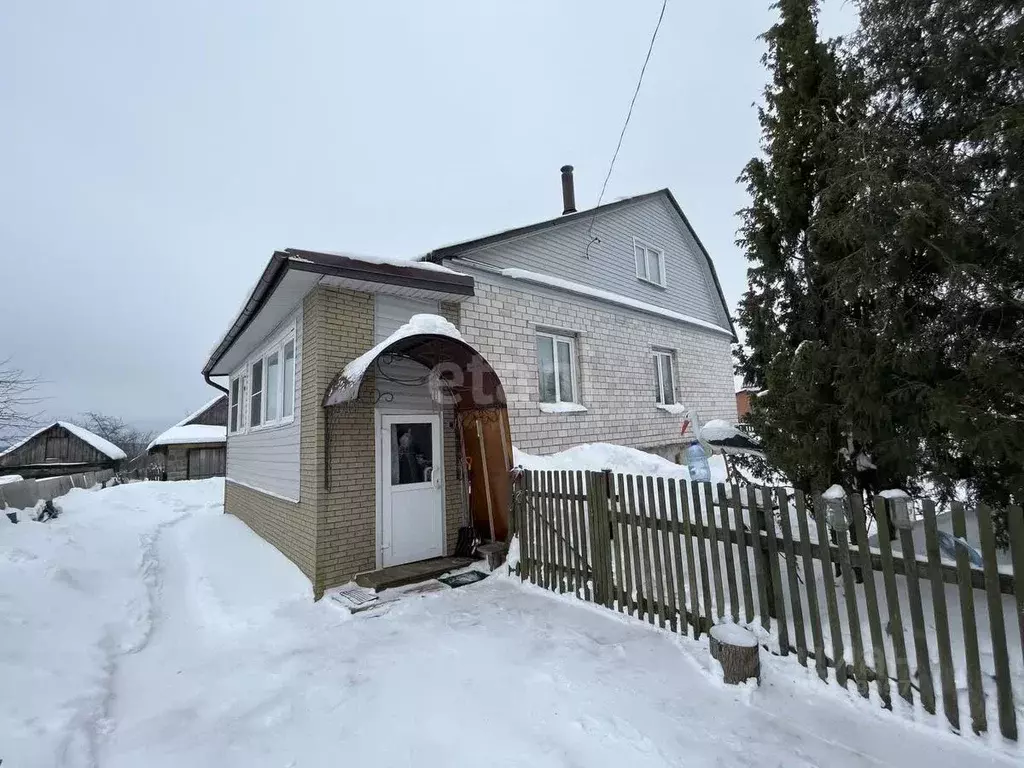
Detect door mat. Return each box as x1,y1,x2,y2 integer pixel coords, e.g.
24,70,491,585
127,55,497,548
330,584,379,613
439,570,488,589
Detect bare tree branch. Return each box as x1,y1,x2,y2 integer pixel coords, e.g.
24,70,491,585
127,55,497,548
0,359,43,448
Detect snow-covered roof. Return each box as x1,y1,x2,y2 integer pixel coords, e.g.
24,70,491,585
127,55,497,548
172,395,226,429
147,424,227,451
324,314,464,406
0,421,127,461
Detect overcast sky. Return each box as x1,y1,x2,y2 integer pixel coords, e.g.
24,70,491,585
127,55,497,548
1,1,856,433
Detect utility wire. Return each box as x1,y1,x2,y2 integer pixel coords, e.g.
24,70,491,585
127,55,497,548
588,0,669,239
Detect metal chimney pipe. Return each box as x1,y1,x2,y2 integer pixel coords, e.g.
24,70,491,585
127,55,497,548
560,165,577,215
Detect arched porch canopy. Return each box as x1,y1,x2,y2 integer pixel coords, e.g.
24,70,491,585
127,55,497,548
322,317,506,412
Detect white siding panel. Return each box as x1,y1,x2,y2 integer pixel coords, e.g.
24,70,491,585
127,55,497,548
225,306,303,501
374,294,439,343
453,195,730,330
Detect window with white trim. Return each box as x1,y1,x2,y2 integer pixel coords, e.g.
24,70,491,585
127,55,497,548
537,331,578,404
249,358,263,428
229,375,241,434
653,349,676,405
242,328,297,431
634,239,666,287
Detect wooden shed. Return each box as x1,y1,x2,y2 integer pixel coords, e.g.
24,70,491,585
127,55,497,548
0,421,127,479
147,395,227,481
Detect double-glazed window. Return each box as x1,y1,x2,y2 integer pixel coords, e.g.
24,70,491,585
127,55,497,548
634,239,666,287
653,349,676,405
537,331,578,404
230,328,296,434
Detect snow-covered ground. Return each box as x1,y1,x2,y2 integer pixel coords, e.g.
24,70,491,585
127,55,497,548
1,480,1018,767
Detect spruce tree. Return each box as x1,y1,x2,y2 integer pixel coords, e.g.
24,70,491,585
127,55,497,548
827,0,1024,534
736,0,862,494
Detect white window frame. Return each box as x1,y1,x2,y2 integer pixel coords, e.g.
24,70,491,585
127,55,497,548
228,373,243,435
235,325,297,434
536,330,579,404
633,237,667,288
653,349,676,406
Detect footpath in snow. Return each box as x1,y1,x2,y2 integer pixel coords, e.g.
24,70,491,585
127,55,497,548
1,480,1018,767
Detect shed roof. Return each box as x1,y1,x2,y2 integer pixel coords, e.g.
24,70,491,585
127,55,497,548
0,421,127,461
147,424,227,451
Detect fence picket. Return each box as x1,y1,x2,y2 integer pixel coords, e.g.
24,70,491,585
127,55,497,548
656,478,679,631
609,472,627,613
667,479,687,634
636,476,657,624
875,499,912,706
750,489,772,631
777,488,807,666
731,486,755,624
574,470,591,602
811,498,845,687
1008,505,1024,667
555,471,569,594
951,502,985,734
614,474,636,616
691,482,714,629
704,484,726,620
795,491,826,681
567,472,583,597
522,471,534,583
922,499,959,729
760,489,788,653
718,483,740,623
626,476,647,622
836,522,868,697
679,484,702,638
898,518,935,714
646,476,669,626
851,496,891,709
977,505,1018,741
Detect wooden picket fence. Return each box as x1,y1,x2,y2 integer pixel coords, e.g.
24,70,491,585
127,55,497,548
511,469,1024,741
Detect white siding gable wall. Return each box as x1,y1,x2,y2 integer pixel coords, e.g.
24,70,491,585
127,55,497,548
225,305,303,501
373,294,440,413
448,194,731,331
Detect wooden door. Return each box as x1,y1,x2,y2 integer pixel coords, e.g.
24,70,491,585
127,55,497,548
187,447,225,480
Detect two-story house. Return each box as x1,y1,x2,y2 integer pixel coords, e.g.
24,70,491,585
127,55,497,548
202,167,735,597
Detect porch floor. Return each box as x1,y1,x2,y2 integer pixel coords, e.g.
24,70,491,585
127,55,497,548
355,556,475,592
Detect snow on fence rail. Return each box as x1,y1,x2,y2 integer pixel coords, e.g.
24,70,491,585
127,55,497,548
0,469,115,518
510,469,1023,742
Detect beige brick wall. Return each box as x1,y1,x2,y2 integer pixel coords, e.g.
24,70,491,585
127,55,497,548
439,302,466,552
226,479,315,580
458,276,736,455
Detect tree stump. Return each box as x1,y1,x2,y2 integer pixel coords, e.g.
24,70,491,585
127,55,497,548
709,624,760,685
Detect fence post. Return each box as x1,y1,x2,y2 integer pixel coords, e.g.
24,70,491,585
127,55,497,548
586,471,613,608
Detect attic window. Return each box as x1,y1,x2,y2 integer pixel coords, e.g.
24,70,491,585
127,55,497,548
634,239,666,287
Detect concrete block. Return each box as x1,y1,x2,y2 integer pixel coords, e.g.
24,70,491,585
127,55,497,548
71,473,87,488
84,472,97,488
2,479,39,510
36,476,64,501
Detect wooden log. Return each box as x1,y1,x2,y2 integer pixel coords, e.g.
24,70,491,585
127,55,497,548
709,624,761,685
951,501,985,734
977,505,1018,741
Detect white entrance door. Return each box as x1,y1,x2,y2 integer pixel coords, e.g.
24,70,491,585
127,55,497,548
380,414,444,567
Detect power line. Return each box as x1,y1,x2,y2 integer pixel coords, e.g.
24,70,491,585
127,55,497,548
588,0,668,239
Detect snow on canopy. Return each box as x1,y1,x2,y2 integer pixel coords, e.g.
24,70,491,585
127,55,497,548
822,484,847,500
0,421,127,461
324,314,465,406
147,425,226,452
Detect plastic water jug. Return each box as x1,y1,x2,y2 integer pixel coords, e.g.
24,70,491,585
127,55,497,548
686,442,711,483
